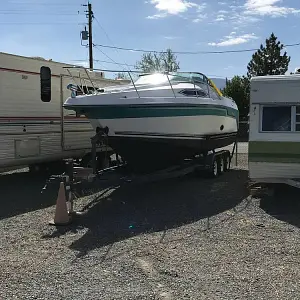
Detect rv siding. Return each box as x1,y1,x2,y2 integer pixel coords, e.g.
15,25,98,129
0,52,129,168
249,141,300,163
249,162,300,179
251,76,300,105
249,75,300,181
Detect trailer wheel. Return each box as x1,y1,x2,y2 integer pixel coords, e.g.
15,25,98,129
223,153,230,172
217,157,224,175
208,157,218,178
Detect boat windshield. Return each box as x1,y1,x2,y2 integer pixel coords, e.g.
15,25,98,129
170,72,208,84
134,72,209,86
134,73,169,85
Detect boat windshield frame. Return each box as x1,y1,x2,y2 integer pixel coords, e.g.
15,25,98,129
134,72,210,86
61,66,221,100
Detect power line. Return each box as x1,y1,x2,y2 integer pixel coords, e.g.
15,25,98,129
93,17,115,47
93,16,132,71
0,22,80,25
0,12,82,15
71,59,229,78
94,45,129,71
5,2,80,6
72,59,136,67
93,42,300,55
67,66,232,80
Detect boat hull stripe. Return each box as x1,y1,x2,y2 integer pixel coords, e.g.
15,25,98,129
68,104,238,120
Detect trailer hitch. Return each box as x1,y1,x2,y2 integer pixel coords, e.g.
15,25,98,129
41,174,65,194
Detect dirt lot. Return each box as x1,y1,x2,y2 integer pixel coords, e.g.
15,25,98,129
1,152,300,299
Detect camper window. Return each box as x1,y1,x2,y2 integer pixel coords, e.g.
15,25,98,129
40,66,51,102
262,106,291,132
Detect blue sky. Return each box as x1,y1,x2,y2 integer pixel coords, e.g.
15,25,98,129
1,0,300,79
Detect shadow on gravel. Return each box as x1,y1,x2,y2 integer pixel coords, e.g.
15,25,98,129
260,184,300,228
0,171,59,220
43,169,249,257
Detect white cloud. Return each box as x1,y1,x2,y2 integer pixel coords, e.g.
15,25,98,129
208,32,258,47
245,0,300,16
216,16,225,21
147,0,205,18
164,36,181,39
192,13,208,22
73,61,89,68
146,13,167,19
218,10,229,14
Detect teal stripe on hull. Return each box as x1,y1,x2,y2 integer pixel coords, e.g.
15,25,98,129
65,104,239,120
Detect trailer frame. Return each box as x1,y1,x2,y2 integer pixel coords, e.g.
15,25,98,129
43,128,238,219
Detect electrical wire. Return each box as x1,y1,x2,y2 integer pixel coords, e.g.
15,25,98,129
71,59,230,78
93,16,132,71
4,2,80,6
93,42,300,55
0,12,82,15
93,45,129,71
72,59,135,67
0,22,80,25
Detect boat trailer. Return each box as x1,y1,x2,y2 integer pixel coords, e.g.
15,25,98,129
43,128,238,225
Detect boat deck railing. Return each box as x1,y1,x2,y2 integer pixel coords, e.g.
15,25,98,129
63,67,223,99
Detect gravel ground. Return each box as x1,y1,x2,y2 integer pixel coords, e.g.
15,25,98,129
1,151,300,299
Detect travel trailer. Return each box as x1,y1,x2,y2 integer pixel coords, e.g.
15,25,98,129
248,70,300,187
0,52,129,172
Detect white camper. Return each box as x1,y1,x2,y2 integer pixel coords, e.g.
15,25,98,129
0,52,129,172
249,71,300,187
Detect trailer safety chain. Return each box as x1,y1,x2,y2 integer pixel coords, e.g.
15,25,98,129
229,139,238,168
41,174,64,194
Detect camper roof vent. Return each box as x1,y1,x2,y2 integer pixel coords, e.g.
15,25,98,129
294,67,300,74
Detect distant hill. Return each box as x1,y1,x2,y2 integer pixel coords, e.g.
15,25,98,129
210,77,227,90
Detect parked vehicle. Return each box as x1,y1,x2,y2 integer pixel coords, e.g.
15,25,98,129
62,71,239,173
249,70,300,187
0,52,129,173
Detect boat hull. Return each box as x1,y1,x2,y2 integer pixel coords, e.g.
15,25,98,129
65,99,238,172
88,113,238,172
107,132,237,172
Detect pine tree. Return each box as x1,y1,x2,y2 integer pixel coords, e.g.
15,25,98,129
247,33,290,77
222,75,250,120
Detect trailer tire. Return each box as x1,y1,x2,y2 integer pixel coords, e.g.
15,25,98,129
217,157,224,175
223,153,230,172
208,157,218,178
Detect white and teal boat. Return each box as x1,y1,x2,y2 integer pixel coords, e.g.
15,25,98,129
63,72,239,172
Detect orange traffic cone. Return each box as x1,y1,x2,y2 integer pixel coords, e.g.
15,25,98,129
49,182,71,226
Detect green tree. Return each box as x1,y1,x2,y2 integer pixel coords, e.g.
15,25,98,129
135,48,180,73
247,33,290,77
222,75,250,120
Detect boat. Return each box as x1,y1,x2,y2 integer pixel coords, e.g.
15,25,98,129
63,71,239,173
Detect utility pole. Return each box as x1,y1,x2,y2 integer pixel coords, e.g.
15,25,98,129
87,2,93,70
